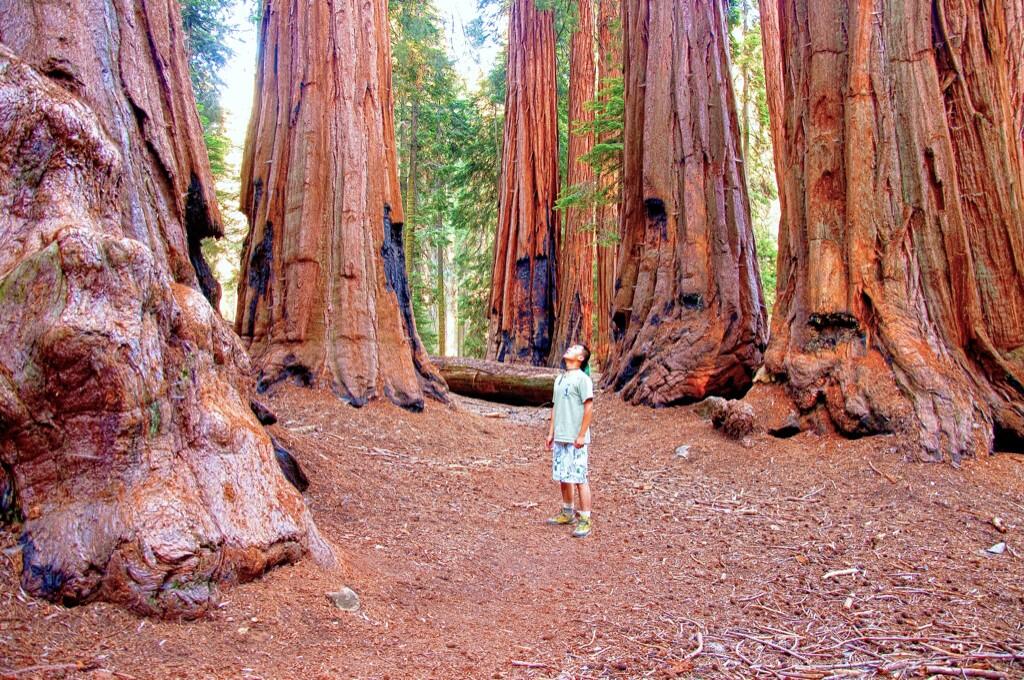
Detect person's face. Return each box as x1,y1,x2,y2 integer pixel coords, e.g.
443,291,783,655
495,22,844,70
563,344,586,364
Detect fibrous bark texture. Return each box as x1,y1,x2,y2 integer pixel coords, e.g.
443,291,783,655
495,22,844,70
758,0,1024,460
605,0,768,406
595,0,622,369
236,0,446,410
1007,0,1024,150
487,0,559,365
0,1,329,619
549,0,596,366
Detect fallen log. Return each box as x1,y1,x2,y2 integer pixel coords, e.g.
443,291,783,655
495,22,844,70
431,356,559,406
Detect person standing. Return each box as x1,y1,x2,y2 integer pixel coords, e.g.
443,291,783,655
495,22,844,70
544,344,595,538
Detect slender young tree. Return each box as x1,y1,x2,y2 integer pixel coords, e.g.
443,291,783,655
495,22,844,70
594,0,622,368
487,0,560,365
604,0,768,405
0,0,327,617
549,0,597,365
755,0,1024,460
236,0,446,410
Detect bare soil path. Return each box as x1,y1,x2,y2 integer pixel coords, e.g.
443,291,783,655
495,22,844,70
2,386,1024,678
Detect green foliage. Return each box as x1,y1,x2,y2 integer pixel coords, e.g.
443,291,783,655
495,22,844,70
728,0,779,312
392,0,502,356
554,76,623,247
181,0,233,122
180,0,235,182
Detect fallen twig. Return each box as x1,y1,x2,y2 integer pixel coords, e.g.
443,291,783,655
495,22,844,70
510,660,553,670
922,666,1008,679
822,568,859,580
684,631,704,660
867,460,898,484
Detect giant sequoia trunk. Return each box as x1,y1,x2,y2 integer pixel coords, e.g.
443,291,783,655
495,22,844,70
594,0,622,369
236,0,446,410
1008,1,1023,150
487,0,559,365
548,0,596,366
0,2,329,618
755,0,1024,460
604,0,768,405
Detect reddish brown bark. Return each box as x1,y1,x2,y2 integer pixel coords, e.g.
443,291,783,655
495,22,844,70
594,0,622,369
1007,0,1024,150
549,0,597,365
487,0,559,365
758,0,785,196
604,0,768,405
755,0,1024,460
0,1,329,618
236,0,445,410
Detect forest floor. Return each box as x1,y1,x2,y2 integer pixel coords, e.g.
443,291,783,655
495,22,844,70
2,384,1024,679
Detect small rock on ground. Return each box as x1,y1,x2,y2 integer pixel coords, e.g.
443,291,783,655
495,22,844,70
327,587,360,611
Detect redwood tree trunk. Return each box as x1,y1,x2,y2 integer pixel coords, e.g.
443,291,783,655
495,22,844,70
1007,0,1023,150
0,1,329,617
549,0,597,365
605,0,768,405
758,0,786,212
755,0,1024,460
594,0,622,369
236,0,446,410
487,0,559,365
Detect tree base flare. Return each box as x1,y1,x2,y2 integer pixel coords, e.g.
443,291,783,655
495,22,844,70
0,48,332,619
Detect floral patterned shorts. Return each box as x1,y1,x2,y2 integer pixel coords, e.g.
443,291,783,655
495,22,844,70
552,441,589,484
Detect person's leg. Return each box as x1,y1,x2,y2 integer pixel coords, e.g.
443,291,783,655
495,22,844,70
547,444,578,525
576,482,591,513
560,482,574,508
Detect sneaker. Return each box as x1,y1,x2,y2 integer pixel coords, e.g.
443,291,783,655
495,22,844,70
545,508,577,526
572,515,592,538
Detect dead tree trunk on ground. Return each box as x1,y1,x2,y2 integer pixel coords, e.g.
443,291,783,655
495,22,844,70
604,0,768,406
549,0,596,366
431,357,559,406
236,0,446,410
487,0,559,365
752,0,1024,460
0,1,329,618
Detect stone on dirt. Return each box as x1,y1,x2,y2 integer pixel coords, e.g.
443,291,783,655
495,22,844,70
327,587,360,612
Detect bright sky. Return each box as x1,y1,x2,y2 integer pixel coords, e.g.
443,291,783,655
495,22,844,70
219,0,499,150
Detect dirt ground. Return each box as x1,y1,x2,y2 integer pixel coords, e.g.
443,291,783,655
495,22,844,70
2,384,1024,679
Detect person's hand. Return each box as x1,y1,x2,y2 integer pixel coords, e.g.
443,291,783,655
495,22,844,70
573,435,586,449
545,433,554,450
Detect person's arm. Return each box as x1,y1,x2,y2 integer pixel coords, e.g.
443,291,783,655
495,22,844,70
574,399,593,449
546,408,555,450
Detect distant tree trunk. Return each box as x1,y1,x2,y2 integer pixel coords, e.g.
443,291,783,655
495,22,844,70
740,0,752,162
436,235,447,356
753,0,1024,460
236,0,446,410
604,0,768,405
487,0,559,365
549,0,597,366
757,0,786,194
594,0,622,369
0,1,329,618
405,90,421,281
